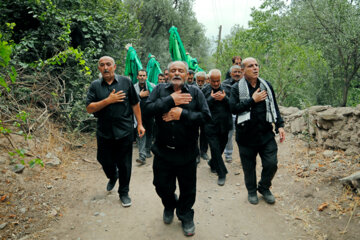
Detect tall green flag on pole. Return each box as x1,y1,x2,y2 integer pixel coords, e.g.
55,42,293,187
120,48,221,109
146,54,162,85
124,45,153,92
169,26,204,72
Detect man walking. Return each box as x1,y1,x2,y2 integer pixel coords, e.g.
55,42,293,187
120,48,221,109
86,56,145,207
134,69,155,165
229,57,285,205
202,69,232,186
145,61,211,236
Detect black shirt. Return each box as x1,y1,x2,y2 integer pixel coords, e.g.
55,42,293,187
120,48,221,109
86,74,139,139
202,84,233,134
144,83,211,164
230,79,284,146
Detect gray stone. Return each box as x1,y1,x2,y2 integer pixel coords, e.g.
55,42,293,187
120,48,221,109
309,151,316,156
345,146,360,156
20,208,27,214
280,106,300,116
94,212,100,216
324,139,335,148
309,105,331,113
45,158,61,167
323,150,334,158
12,164,25,173
45,152,61,167
0,222,7,230
337,107,354,116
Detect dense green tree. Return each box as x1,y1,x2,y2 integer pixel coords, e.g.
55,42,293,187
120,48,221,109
123,0,210,71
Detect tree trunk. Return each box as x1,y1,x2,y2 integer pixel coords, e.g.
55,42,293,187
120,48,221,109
341,77,350,107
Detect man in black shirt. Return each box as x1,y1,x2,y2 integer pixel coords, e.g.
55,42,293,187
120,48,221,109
195,71,209,162
225,55,242,80
186,70,196,85
202,69,232,186
134,69,156,165
86,56,145,207
222,65,244,163
229,57,285,205
144,61,211,237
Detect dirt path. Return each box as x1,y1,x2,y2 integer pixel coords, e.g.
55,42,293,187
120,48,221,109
36,135,310,240
2,132,359,240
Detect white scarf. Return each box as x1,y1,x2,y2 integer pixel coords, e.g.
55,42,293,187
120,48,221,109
237,77,277,124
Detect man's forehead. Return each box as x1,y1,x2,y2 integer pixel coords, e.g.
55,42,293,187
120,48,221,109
169,62,186,70
243,59,257,67
99,57,114,63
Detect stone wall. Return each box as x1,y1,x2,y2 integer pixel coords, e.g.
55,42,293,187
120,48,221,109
280,105,360,155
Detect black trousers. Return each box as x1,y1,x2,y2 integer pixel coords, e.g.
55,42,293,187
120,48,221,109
96,134,133,196
199,125,208,154
237,138,278,194
207,131,229,177
144,116,154,151
153,155,197,222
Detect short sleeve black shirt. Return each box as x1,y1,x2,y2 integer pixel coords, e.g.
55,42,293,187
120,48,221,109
86,74,140,139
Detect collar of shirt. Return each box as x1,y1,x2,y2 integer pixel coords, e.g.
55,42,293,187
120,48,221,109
100,75,119,86
164,82,190,93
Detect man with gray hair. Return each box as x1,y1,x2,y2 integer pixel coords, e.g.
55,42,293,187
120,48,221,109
202,69,232,186
145,61,211,236
222,64,244,163
86,56,145,207
194,71,209,162
230,57,285,205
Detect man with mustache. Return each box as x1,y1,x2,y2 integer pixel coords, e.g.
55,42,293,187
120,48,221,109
86,56,145,207
229,57,285,205
134,69,156,165
144,61,211,236
222,65,244,163
202,69,232,186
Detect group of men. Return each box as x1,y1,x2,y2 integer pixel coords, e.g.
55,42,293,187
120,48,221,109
86,55,285,237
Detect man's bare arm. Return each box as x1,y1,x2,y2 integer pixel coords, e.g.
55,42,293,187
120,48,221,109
86,89,125,113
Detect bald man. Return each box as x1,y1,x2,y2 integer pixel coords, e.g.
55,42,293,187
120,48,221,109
202,69,232,186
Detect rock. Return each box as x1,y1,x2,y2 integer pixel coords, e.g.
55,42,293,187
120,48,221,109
345,146,360,156
309,151,316,156
49,209,58,217
0,222,7,230
94,212,100,216
12,164,25,173
280,106,300,116
20,208,27,214
45,159,62,167
323,150,334,158
45,152,61,167
309,105,330,113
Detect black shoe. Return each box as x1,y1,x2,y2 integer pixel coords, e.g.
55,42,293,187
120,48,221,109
163,208,174,224
136,158,146,165
146,150,152,158
207,160,216,173
181,220,195,237
258,188,275,204
120,195,132,207
106,177,117,191
200,152,209,160
217,176,226,186
248,193,259,205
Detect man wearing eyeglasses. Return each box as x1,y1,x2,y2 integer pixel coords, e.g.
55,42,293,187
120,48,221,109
229,57,285,205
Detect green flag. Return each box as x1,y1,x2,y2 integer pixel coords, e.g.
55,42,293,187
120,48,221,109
124,46,153,92
146,54,162,85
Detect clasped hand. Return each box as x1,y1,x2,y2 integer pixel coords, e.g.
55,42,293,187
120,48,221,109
211,90,226,101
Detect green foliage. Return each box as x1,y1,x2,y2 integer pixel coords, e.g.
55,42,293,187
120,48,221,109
0,118,43,168
124,0,210,71
216,0,360,108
